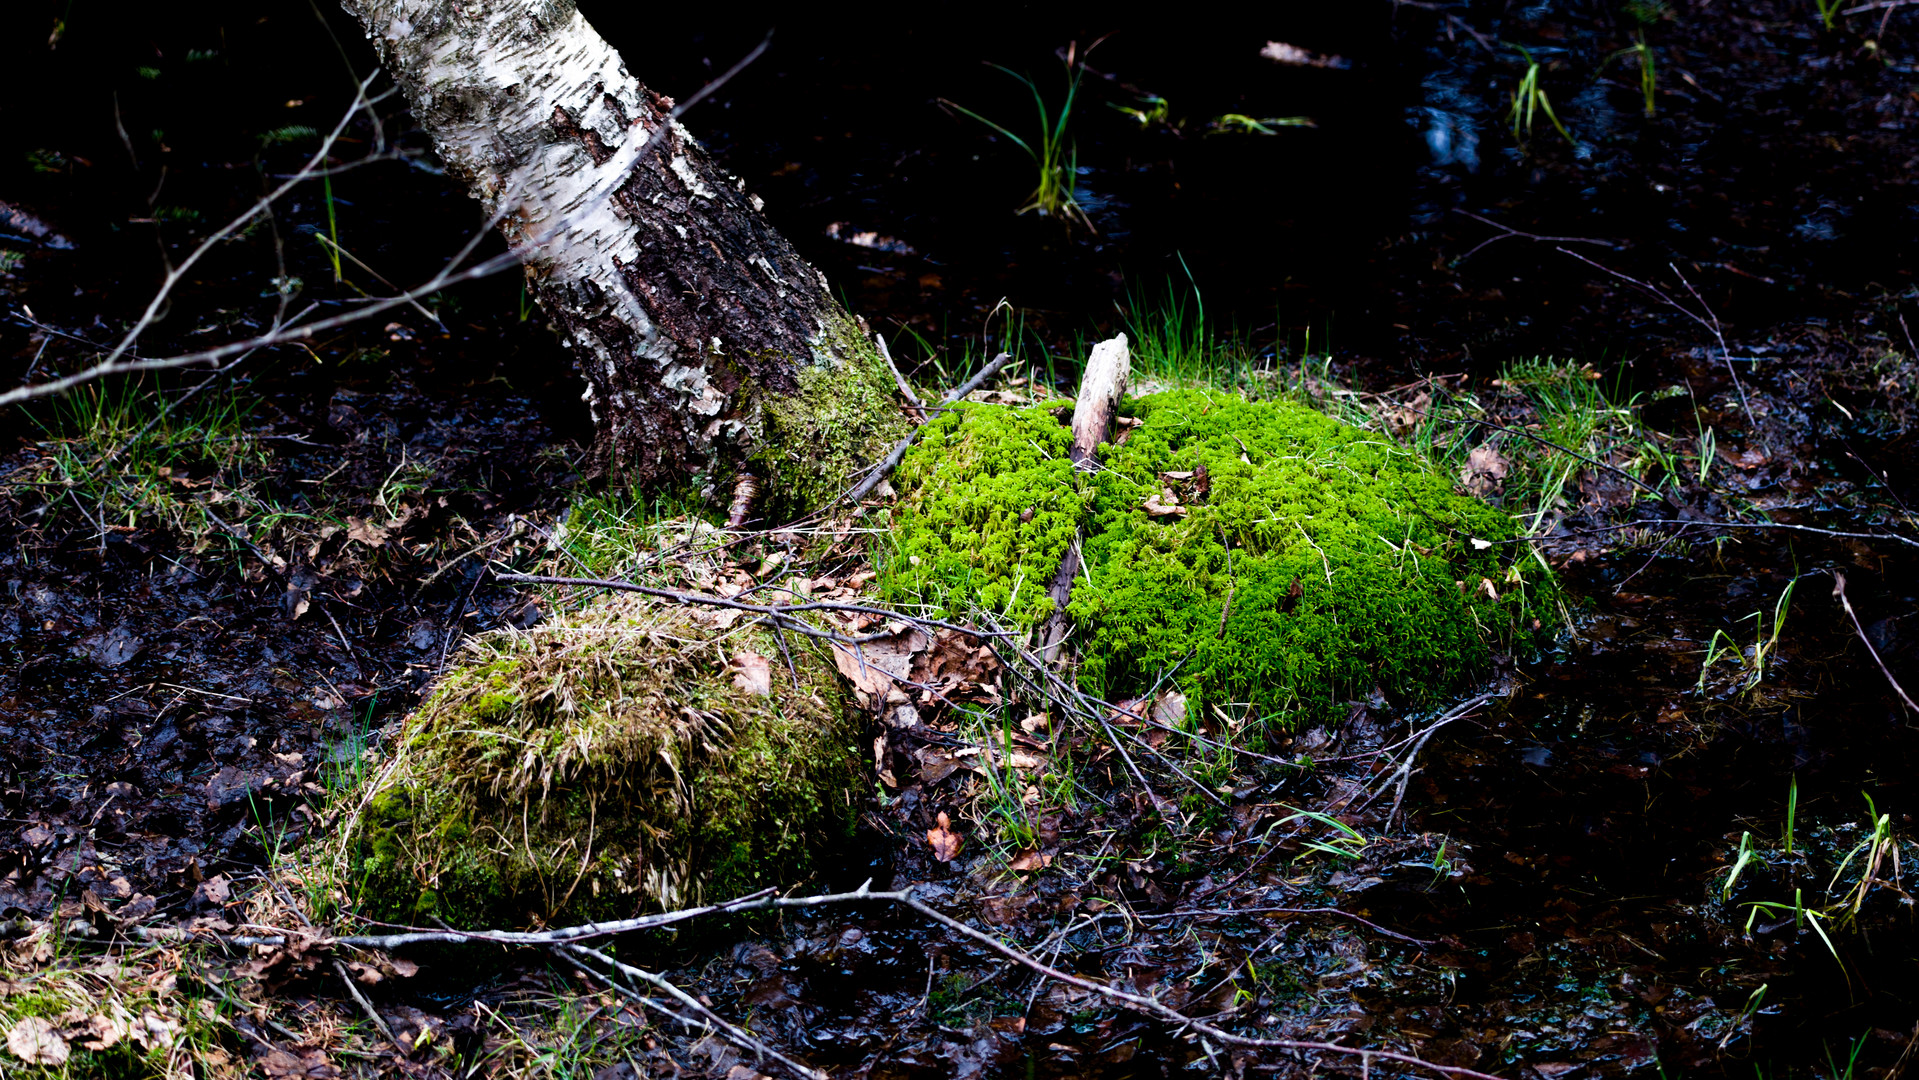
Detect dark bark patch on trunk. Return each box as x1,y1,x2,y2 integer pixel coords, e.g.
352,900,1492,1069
548,105,613,166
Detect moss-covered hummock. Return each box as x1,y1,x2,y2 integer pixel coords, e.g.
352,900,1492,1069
883,388,1553,720
348,595,858,930
885,401,1090,628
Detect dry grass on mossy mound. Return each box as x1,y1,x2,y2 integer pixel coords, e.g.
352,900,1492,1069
338,594,858,931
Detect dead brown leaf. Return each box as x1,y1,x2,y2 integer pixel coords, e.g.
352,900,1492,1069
129,1010,179,1052
1142,493,1186,518
231,930,328,987
74,1012,129,1052
1383,391,1432,437
728,651,773,696
972,744,1046,773
344,516,387,548
7,1017,69,1065
1260,40,1350,68
1007,849,1053,873
192,874,231,909
969,388,1029,405
909,629,1000,700
927,811,963,861
831,627,928,700
1460,443,1509,496
262,1046,338,1079
916,747,964,785
1280,576,1304,614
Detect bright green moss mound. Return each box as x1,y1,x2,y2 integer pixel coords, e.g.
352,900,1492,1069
885,402,1091,628
885,389,1553,719
348,595,857,930
1074,389,1548,714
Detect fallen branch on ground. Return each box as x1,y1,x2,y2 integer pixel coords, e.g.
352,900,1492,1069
264,880,1506,1080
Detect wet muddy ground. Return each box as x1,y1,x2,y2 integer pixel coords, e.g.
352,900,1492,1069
5,1,1919,1076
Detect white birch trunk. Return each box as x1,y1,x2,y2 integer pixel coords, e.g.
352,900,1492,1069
339,0,903,510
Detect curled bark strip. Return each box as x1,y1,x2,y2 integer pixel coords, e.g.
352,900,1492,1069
725,473,762,529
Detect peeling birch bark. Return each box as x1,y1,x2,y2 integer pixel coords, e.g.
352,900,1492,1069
1041,334,1131,662
339,0,903,507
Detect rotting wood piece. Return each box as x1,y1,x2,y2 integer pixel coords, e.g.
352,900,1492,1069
1041,333,1130,662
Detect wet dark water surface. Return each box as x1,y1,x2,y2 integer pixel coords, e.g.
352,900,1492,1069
4,0,1919,1076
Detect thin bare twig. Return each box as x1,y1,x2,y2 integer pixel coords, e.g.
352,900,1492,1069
334,887,783,949
563,943,826,1080
1450,209,1617,263
1136,905,1434,946
547,953,738,1069
1368,691,1500,825
490,571,1009,644
328,880,1503,1080
4,34,770,410
1553,247,1764,448
1628,518,1919,550
330,958,400,1050
845,351,1014,504
1832,570,1919,713
894,894,1504,1077
876,333,926,423
1396,401,1668,502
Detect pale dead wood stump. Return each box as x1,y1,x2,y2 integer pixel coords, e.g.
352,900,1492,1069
1041,334,1131,663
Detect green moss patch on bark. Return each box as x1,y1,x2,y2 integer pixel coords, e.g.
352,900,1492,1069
883,389,1554,720
347,595,857,930
753,310,911,515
